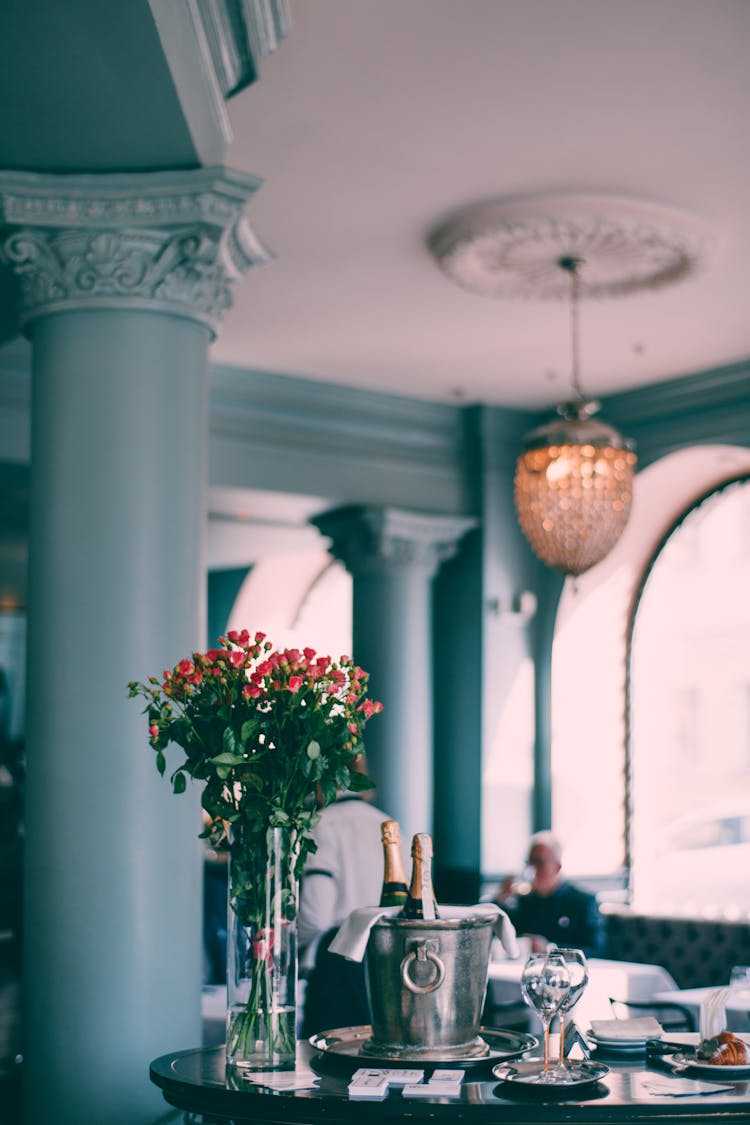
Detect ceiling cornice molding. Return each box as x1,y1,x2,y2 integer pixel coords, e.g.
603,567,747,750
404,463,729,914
149,0,292,164
193,0,292,97
210,364,465,463
149,0,232,164
600,360,750,466
210,364,475,514
602,359,750,424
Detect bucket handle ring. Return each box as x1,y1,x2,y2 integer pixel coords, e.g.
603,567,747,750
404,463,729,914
400,942,445,995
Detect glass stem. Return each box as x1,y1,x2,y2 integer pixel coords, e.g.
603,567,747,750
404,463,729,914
559,1016,566,1069
543,1016,551,1073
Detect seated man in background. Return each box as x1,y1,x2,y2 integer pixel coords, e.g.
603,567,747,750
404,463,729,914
495,830,605,958
298,763,393,1036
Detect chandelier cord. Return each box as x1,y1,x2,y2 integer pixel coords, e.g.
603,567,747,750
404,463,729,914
559,255,585,401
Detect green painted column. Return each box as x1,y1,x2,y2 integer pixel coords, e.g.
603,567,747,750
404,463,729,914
312,506,474,849
208,566,252,648
0,169,269,1125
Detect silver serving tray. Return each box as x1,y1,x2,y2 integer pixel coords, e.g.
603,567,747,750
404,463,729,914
309,1024,538,1068
493,1059,610,1096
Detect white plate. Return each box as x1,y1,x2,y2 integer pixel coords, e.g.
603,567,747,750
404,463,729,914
672,1052,750,1078
588,1031,654,1049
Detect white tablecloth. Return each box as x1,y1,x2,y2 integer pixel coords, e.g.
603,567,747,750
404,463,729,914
652,985,750,1033
487,957,679,1027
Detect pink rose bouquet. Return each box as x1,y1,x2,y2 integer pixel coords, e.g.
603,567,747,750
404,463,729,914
129,629,382,1064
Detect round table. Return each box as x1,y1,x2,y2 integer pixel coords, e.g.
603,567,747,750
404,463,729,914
151,1040,750,1124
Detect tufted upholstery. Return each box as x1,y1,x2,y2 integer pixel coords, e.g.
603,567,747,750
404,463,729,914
604,911,750,988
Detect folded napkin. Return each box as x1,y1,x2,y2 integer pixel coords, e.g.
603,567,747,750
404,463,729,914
590,1017,662,1039
329,902,518,962
700,988,729,1041
329,905,401,961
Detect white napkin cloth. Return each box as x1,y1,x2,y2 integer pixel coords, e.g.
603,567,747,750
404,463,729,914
329,902,518,962
700,988,729,1041
590,1017,662,1039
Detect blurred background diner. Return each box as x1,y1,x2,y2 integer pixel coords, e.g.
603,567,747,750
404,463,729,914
1,2,750,1122
494,831,605,959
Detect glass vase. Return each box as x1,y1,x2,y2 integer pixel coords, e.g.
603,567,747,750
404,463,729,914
225,825,299,1070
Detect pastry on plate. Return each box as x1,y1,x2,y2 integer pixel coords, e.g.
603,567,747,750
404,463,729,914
697,1031,748,1065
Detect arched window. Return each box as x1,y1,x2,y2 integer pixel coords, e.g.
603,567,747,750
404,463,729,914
551,446,750,910
628,474,750,918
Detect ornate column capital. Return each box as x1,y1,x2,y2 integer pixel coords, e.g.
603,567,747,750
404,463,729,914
312,505,477,579
0,166,271,336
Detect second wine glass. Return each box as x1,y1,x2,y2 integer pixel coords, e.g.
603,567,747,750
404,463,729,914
520,951,571,1081
551,947,589,1080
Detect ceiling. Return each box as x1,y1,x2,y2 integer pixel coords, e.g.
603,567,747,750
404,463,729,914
210,0,750,408
1,1,749,603
1,1,750,412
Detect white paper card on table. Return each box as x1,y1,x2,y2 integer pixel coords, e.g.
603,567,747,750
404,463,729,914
590,1017,662,1040
403,1070,464,1098
425,1069,463,1091
240,1068,320,1091
380,1069,425,1086
633,1075,733,1098
402,1084,451,1098
348,1070,391,1099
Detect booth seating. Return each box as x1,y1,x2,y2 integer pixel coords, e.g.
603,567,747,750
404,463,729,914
603,909,750,989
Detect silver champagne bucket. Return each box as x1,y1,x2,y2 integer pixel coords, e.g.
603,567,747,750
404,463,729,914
363,911,495,1059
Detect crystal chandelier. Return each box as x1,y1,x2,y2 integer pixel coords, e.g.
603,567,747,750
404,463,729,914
429,192,711,575
514,257,637,577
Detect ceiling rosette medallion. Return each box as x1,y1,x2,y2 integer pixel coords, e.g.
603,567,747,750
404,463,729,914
429,193,713,301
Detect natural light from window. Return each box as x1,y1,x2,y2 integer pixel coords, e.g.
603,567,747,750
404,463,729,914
630,476,750,919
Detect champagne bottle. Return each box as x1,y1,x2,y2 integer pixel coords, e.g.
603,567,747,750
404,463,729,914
403,832,439,920
379,819,409,907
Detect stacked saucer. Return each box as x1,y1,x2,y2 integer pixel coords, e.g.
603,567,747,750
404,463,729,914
588,1017,662,1054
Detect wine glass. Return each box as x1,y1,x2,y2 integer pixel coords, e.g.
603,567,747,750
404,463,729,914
520,952,571,1081
551,948,589,1079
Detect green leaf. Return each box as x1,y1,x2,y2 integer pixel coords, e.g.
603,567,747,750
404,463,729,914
155,751,166,776
172,772,187,794
320,778,337,806
348,771,375,792
306,739,321,760
210,752,246,766
240,719,258,742
223,727,236,754
239,771,264,792
335,766,351,791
